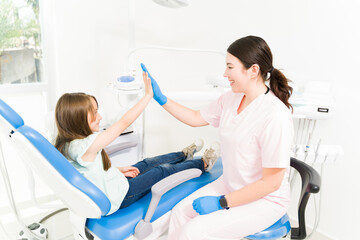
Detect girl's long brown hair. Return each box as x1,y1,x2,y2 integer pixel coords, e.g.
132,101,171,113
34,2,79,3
54,93,111,171
227,36,293,110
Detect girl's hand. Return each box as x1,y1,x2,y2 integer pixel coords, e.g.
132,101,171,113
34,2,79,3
143,72,153,98
117,166,140,178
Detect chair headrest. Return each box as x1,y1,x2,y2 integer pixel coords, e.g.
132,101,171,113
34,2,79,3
0,99,24,129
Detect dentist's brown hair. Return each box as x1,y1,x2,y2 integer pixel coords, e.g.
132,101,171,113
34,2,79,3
227,36,293,110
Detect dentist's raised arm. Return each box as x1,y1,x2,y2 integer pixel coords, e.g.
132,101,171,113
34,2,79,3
141,63,208,127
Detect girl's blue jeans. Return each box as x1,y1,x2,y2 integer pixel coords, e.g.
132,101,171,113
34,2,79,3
120,152,204,208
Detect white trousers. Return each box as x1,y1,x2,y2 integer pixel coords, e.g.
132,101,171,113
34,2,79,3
168,176,288,240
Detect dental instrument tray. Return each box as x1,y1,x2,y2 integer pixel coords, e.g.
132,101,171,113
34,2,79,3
289,82,335,120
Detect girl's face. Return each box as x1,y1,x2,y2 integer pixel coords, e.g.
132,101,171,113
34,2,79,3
223,53,252,93
88,97,102,132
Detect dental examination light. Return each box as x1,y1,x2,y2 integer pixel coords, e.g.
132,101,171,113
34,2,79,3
153,0,189,8
111,75,143,93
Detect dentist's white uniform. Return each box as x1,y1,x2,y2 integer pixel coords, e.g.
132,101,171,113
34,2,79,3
169,90,293,240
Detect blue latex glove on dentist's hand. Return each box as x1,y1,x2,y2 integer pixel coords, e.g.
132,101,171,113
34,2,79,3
140,63,167,106
192,196,222,215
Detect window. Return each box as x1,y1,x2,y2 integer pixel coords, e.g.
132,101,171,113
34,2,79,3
0,0,42,85
0,0,48,137
0,1,53,223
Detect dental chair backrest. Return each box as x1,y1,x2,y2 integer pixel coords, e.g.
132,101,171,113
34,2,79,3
0,98,111,218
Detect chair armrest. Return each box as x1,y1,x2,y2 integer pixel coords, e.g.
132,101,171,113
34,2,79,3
134,168,202,239
290,157,322,239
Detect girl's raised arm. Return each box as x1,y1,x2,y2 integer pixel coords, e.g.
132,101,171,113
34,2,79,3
82,72,153,162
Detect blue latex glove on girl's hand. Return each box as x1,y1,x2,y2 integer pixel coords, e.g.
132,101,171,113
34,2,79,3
140,63,167,106
192,196,222,215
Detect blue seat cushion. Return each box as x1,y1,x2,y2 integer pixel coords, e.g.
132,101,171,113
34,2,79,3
86,158,223,240
246,214,291,240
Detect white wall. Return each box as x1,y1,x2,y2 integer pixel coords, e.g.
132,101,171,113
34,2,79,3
8,0,358,238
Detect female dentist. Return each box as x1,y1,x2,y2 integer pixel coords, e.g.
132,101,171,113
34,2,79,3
141,35,294,239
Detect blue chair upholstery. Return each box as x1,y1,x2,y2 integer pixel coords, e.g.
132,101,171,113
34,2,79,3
0,99,24,129
246,214,291,240
86,159,223,240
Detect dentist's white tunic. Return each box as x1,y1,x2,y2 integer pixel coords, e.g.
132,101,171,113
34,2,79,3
168,90,293,240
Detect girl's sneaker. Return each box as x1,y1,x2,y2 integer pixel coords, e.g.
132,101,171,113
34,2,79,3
203,142,220,172
182,138,204,160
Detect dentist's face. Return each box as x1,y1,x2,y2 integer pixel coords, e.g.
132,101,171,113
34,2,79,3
88,97,102,132
223,53,251,93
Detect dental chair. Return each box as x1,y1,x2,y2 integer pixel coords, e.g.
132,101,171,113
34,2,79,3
0,98,223,240
0,98,321,240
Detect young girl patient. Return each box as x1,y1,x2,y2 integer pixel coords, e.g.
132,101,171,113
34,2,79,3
54,71,218,215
